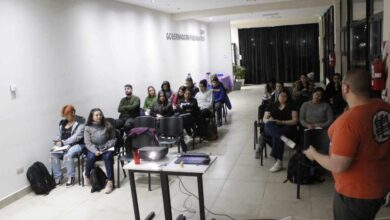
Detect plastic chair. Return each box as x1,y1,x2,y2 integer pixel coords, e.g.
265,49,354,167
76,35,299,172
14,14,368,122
158,117,184,153
133,116,156,128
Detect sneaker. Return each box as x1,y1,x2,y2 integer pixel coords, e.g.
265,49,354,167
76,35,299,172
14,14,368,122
66,177,75,186
280,136,296,149
105,181,114,194
55,177,63,185
84,175,91,186
269,160,283,173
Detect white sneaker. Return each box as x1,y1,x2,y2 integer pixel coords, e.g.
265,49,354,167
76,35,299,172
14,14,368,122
269,160,283,172
280,136,296,149
105,181,114,194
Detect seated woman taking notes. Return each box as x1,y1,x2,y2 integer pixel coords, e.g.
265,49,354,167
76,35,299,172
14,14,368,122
262,89,298,173
84,108,117,194
51,105,85,186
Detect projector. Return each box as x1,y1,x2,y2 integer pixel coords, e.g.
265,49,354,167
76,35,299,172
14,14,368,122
139,146,168,161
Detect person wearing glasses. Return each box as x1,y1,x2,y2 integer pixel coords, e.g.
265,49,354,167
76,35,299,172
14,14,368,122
304,69,390,220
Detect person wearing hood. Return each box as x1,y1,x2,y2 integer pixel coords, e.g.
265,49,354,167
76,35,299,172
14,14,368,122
50,105,85,186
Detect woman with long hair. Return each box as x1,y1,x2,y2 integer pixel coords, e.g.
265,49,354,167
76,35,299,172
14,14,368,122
84,108,117,194
262,89,298,172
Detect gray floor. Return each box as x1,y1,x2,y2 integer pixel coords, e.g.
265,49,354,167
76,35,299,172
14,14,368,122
1,85,389,220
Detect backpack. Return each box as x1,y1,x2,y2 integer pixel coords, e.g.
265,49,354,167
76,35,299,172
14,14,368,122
26,161,56,195
284,153,317,185
90,166,107,193
205,120,218,141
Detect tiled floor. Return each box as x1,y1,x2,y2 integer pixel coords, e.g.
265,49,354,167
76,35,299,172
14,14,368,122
1,85,389,220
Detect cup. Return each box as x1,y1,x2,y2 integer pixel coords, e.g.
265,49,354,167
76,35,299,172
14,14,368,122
133,149,140,165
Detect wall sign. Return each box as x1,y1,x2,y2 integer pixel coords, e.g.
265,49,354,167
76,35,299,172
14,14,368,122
166,32,205,42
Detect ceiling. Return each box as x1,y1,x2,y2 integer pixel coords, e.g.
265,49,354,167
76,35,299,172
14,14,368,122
115,0,332,23
116,0,295,14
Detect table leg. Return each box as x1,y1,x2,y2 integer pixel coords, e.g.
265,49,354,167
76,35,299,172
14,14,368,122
197,175,206,220
160,173,173,220
128,171,140,220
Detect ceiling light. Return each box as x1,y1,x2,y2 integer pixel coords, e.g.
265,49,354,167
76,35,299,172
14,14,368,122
151,0,156,3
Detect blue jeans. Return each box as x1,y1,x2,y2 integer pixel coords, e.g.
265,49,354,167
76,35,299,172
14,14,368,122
85,150,114,180
51,144,83,179
264,122,295,161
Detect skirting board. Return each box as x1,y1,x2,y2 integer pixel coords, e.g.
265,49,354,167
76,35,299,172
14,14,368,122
0,186,31,210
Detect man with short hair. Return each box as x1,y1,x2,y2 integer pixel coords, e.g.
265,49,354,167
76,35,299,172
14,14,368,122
304,69,390,220
117,84,140,132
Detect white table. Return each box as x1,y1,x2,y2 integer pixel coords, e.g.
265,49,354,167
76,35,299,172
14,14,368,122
123,154,217,220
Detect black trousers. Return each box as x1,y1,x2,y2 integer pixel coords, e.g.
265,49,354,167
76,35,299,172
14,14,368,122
116,117,135,133
334,192,383,220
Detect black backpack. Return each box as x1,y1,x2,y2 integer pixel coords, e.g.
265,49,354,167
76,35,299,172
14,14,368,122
90,166,107,193
284,153,317,185
26,161,56,195
205,120,218,141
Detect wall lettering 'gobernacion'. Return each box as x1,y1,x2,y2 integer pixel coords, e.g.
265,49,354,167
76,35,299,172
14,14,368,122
166,33,205,41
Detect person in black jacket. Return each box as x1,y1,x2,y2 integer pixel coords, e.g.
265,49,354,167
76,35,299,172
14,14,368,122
178,88,199,137
150,91,174,119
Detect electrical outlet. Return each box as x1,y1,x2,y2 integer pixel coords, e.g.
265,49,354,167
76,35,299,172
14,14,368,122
16,167,24,175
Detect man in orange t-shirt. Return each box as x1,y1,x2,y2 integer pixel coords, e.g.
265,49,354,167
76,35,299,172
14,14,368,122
304,69,390,220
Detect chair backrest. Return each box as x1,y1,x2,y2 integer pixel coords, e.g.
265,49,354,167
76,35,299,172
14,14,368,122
303,129,330,154
133,116,156,128
105,118,116,128
158,117,183,137
132,132,158,149
105,118,122,151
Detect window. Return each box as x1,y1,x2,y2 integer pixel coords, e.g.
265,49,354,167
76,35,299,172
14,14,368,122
352,0,366,21
350,21,367,68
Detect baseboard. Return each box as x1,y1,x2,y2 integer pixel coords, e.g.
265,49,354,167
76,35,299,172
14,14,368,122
0,186,31,210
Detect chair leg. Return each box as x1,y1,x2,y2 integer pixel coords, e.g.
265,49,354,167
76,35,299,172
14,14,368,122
254,121,258,150
260,141,264,166
77,157,81,186
117,156,120,188
121,160,127,178
264,141,268,158
148,173,151,191
81,157,85,187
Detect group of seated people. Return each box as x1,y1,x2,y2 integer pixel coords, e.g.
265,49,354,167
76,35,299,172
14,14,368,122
256,73,347,173
50,74,230,194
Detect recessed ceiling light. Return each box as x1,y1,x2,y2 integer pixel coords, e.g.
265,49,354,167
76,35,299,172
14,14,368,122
151,0,156,3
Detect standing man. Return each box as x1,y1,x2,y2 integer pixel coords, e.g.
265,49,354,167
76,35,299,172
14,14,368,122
117,84,140,132
304,69,390,220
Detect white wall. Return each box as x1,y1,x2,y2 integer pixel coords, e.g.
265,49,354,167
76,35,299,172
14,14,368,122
0,0,209,200
208,22,233,78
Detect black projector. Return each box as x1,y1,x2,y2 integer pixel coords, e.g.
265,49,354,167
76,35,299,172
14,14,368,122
139,146,168,161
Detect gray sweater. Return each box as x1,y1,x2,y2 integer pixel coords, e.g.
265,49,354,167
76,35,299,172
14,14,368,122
299,101,334,129
84,123,117,154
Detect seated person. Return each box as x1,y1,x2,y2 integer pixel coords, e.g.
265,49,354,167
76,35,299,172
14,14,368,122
195,79,213,137
171,86,186,111
51,105,85,186
261,89,298,172
84,108,117,194
117,84,140,132
143,86,157,115
150,91,174,119
292,74,315,108
299,87,334,130
177,88,200,138
211,76,227,126
185,76,199,97
160,81,173,100
325,73,347,116
258,81,276,122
